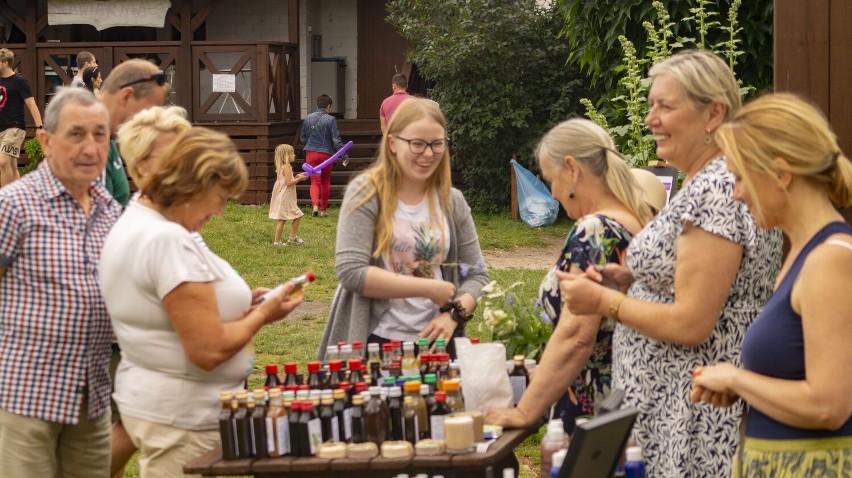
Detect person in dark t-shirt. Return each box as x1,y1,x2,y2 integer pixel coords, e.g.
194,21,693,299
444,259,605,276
0,48,43,187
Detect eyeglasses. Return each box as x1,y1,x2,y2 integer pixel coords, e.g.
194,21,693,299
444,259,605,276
119,71,167,89
394,136,449,155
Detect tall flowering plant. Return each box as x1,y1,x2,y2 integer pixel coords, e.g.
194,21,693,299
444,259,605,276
480,280,552,362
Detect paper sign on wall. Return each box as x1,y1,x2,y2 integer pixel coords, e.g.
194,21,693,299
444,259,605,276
213,74,236,93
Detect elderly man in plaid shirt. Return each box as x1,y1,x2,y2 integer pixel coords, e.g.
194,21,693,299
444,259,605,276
0,87,121,477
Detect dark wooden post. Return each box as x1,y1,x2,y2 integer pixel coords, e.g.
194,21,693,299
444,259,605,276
24,1,37,124
179,0,192,121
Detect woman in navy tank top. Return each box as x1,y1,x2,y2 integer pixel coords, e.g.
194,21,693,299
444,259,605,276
691,93,852,477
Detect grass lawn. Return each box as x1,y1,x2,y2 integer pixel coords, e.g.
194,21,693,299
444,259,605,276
120,202,570,478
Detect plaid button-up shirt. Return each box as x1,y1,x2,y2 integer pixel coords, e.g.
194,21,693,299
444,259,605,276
0,161,120,424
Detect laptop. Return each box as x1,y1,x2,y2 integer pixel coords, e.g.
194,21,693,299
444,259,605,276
558,407,639,478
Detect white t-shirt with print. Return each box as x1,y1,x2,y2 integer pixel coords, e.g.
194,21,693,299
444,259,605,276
372,197,450,341
99,201,254,430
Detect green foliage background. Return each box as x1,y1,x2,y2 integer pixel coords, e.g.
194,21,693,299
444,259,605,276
387,0,588,212
557,0,773,93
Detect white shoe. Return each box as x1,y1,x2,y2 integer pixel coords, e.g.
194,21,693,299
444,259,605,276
288,236,305,245
273,241,286,246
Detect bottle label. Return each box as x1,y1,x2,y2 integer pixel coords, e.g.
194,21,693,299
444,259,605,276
430,415,445,440
266,417,276,455
404,417,419,443
276,417,290,455
343,408,353,440
510,376,527,406
307,418,322,455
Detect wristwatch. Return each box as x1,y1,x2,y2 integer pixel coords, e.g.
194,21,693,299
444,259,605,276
440,299,473,325
36,125,44,129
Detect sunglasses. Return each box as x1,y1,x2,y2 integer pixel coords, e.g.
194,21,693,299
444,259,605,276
119,71,166,89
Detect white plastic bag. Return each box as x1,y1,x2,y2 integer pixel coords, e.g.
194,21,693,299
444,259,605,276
455,338,513,412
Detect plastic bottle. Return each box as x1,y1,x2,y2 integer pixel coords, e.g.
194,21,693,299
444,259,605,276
404,381,429,439
300,400,322,456
435,338,447,356
550,448,568,478
351,340,364,361
367,343,382,376
401,341,419,376
540,419,570,478
350,393,367,443
442,380,465,412
625,446,646,478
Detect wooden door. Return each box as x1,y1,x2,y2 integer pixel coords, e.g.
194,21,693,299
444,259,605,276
356,0,409,119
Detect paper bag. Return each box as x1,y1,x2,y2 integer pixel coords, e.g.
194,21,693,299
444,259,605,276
455,338,513,412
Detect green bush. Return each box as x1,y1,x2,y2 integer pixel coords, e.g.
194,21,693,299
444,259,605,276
387,0,589,212
20,137,44,176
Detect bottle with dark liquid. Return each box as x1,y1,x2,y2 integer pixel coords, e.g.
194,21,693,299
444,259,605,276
319,395,339,442
218,391,238,460
419,353,431,380
326,360,342,390
387,386,404,441
233,390,254,457
369,361,383,386
420,384,435,439
288,400,303,456
509,354,530,406
302,400,323,455
348,359,364,385
429,391,452,440
264,364,282,390
283,362,301,387
424,373,438,394
306,361,323,389
332,388,349,442
251,389,269,457
364,386,388,445
350,393,367,443
403,395,419,445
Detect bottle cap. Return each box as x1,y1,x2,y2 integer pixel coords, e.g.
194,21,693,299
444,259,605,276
284,362,298,373
348,359,362,370
502,468,515,478
326,345,339,356
552,449,567,468
338,381,351,390
513,355,525,365
321,389,333,399
282,390,295,399
352,340,363,350
382,343,394,352
321,396,334,405
404,381,421,392
355,381,368,392
307,361,321,373
329,360,342,371
268,388,282,398
391,340,402,349
337,341,348,348
340,344,353,355
435,338,446,347
265,364,279,374
236,390,248,400
420,354,431,363
303,401,314,411
253,389,266,400
352,394,364,405
368,342,380,352
424,374,437,384
434,391,447,402
219,391,233,401
403,341,414,351
417,337,429,347
368,386,383,396
420,384,430,396
389,387,402,397
470,337,480,344
626,446,643,462
310,389,322,398
442,380,459,391
384,376,396,385
333,389,346,399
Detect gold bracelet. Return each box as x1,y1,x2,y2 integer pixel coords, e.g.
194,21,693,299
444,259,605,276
609,293,627,321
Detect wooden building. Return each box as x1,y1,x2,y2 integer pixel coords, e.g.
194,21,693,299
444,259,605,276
0,0,412,204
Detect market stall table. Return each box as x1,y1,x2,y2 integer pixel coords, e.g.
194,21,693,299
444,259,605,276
184,426,538,478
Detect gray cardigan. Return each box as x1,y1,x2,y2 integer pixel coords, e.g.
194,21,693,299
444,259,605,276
317,176,489,360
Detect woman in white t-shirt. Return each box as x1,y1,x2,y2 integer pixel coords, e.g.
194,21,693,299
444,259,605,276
319,99,488,359
99,127,303,478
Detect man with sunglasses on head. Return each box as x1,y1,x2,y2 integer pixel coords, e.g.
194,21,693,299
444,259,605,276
97,59,169,207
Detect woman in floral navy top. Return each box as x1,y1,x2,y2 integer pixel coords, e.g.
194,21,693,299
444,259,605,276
486,118,653,433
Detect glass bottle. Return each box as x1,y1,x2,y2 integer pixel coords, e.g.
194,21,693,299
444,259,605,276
381,343,394,376
233,390,253,458
366,342,382,373
264,364,282,390
299,400,322,456
424,373,438,394
419,353,431,380
369,361,383,386
339,343,353,364
364,386,389,445
429,391,452,440
218,391,238,460
403,396,419,445
350,393,367,444
288,400,303,456
434,338,447,356
390,340,403,362
283,362,300,387
404,380,429,440
332,388,349,442
326,345,340,365
338,380,353,406
348,359,364,386
443,380,465,413
420,383,435,438
509,354,530,406
351,340,364,361
307,361,323,389
436,354,451,390
326,360,342,390
387,386,404,441
266,388,289,457
319,395,339,442
251,389,269,457
401,341,419,376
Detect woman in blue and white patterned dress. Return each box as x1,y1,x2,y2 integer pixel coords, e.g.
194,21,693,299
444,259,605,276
560,50,784,477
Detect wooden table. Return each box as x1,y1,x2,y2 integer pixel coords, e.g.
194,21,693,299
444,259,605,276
184,427,537,478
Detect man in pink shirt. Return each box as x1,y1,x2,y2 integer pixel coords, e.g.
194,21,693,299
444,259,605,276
379,73,412,133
